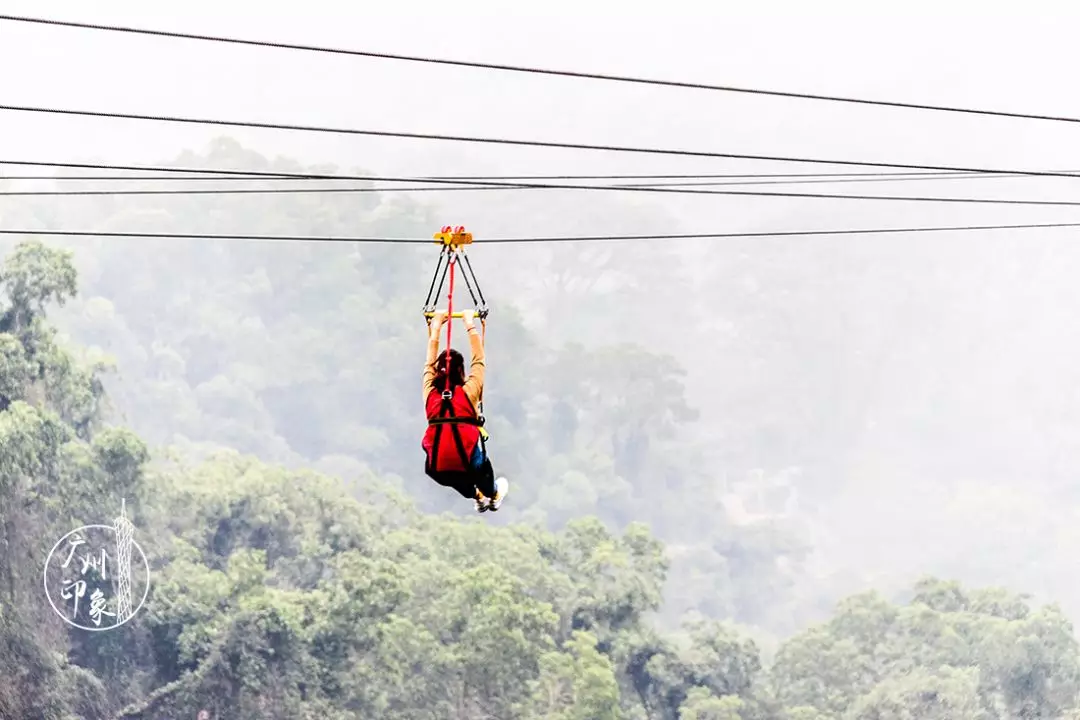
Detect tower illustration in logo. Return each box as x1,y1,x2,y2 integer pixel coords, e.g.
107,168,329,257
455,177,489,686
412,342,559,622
44,499,150,631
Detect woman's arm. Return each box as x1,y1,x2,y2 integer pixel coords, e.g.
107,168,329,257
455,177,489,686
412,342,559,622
462,322,485,410
422,312,446,401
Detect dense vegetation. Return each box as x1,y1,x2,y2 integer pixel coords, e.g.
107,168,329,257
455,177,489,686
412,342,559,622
1,139,1079,718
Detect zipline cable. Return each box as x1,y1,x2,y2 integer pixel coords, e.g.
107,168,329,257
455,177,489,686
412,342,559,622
3,14,1079,127
0,173,1003,184
5,221,1080,245
7,104,1080,180
0,160,1011,181
9,177,1080,208
3,173,1069,190
2,160,1072,186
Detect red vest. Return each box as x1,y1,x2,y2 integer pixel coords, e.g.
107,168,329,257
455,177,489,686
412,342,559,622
422,386,481,473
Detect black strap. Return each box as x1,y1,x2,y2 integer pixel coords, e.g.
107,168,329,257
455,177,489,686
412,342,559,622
443,394,473,468
460,251,488,317
429,412,444,472
428,416,484,426
423,247,450,313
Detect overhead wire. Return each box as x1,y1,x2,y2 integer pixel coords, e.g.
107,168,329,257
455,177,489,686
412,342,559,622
0,185,527,196
2,159,390,181
1,171,1062,189
0,161,1009,181
4,14,1080,126
7,105,1080,182
7,170,1080,208
5,221,1080,245
3,26,1080,245
0,171,989,183
7,183,1080,209
0,162,1069,187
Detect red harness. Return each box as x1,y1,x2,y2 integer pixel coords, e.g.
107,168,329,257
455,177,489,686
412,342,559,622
422,385,482,473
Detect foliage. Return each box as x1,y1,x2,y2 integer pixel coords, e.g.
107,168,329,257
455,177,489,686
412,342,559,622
0,140,1079,718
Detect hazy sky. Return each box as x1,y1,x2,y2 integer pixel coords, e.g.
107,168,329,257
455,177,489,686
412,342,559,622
6,1,1080,244
6,2,1080,185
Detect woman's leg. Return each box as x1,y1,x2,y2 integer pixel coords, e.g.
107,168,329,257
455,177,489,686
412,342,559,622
428,468,479,499
469,443,497,499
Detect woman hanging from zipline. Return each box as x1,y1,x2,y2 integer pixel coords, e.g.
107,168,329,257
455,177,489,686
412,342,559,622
422,309,508,512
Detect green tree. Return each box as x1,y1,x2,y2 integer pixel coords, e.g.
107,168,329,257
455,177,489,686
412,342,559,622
521,631,621,720
772,579,1080,720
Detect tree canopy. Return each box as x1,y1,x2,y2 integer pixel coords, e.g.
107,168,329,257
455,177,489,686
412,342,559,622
1,138,1079,718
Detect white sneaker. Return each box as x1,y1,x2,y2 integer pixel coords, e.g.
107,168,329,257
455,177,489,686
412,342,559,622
474,489,490,513
489,477,509,511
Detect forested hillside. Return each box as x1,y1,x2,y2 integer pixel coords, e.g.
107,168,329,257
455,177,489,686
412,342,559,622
3,139,818,636
2,139,1080,718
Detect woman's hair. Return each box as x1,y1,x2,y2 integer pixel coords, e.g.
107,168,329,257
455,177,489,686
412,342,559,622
433,348,466,391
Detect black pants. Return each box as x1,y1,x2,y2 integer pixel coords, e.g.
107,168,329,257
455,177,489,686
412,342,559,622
427,455,496,500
